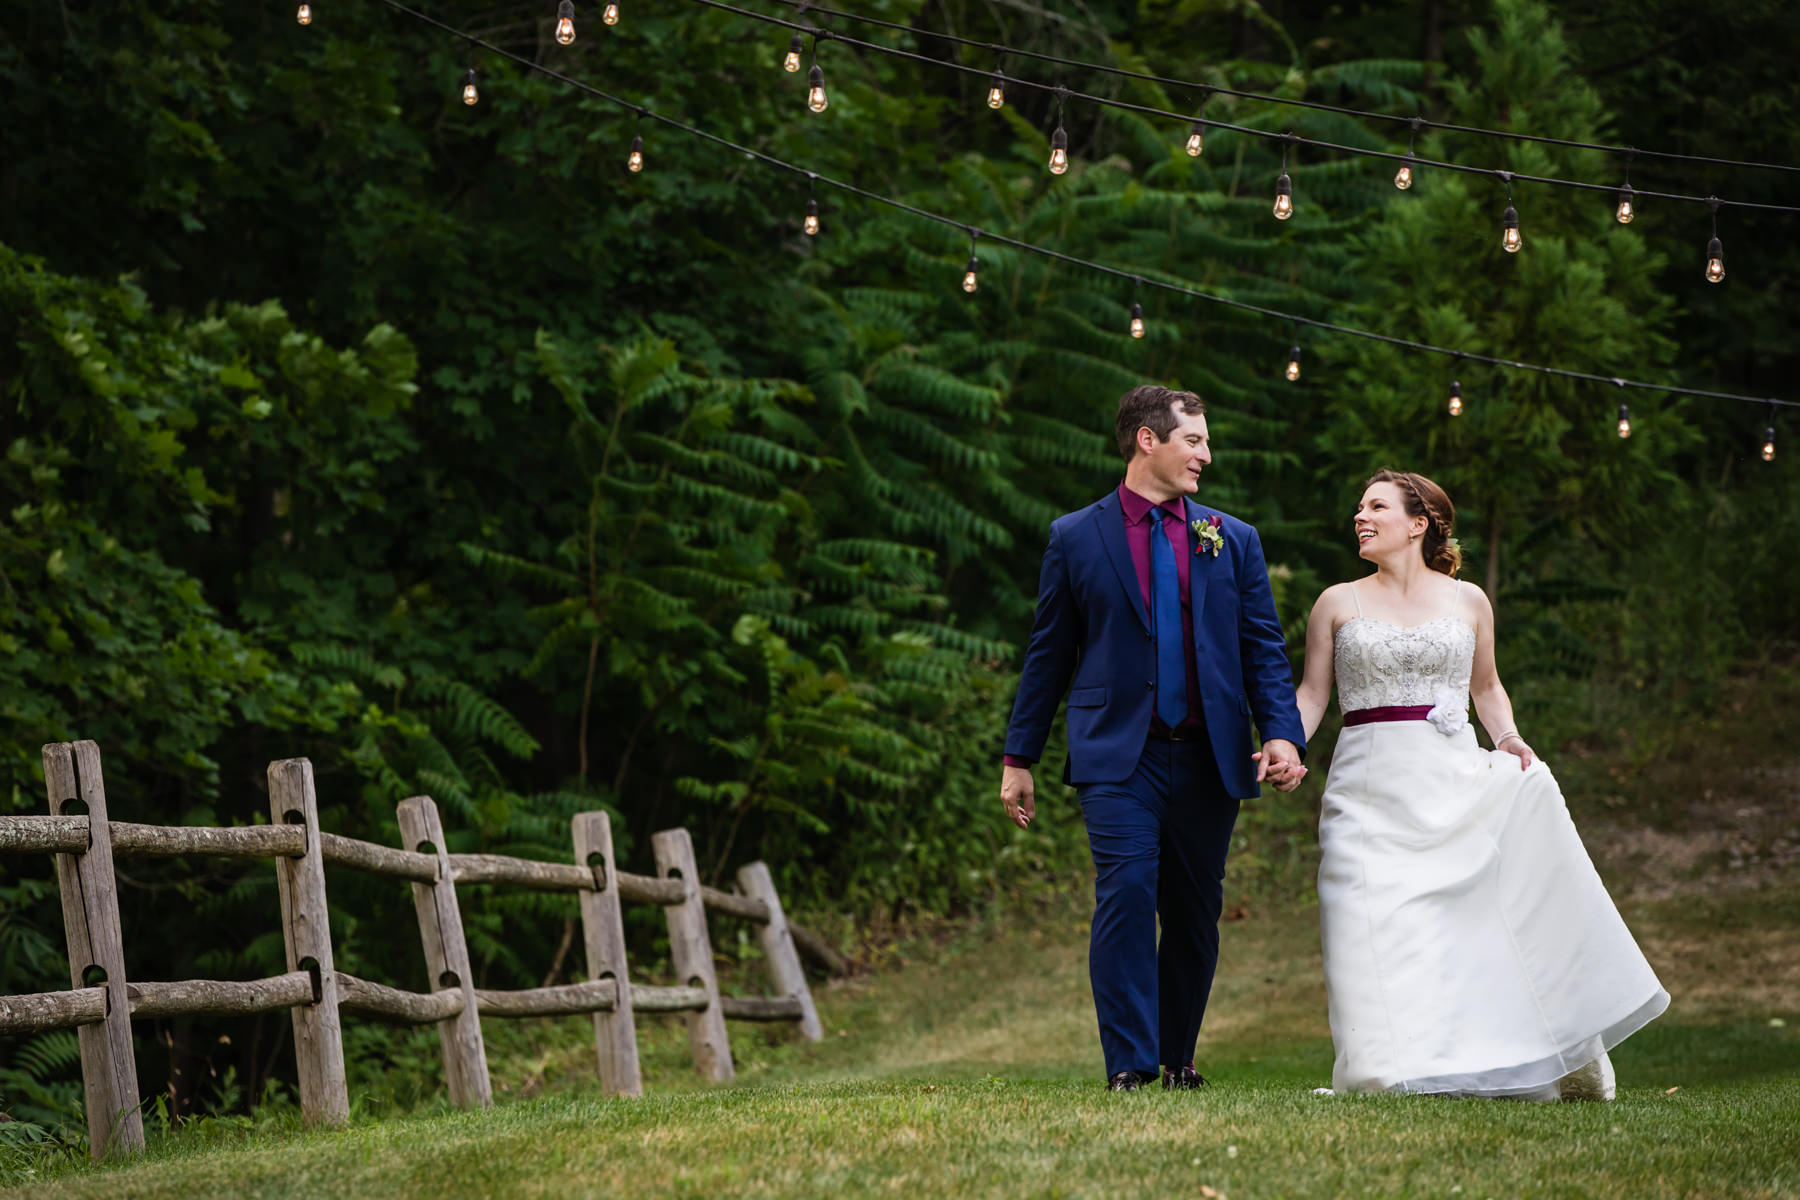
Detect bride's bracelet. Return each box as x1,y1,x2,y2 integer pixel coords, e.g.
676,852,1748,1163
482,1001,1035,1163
1493,730,1523,748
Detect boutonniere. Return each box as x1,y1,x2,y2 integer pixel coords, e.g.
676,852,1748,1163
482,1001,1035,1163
1192,514,1224,557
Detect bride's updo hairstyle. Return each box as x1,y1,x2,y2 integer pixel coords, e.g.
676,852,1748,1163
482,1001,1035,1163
1366,468,1462,577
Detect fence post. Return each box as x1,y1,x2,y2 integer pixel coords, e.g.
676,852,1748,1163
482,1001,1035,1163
42,741,145,1159
651,828,733,1083
572,811,641,1097
395,795,491,1109
735,861,823,1042
267,757,350,1127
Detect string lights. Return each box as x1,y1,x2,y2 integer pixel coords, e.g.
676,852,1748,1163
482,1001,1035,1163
1615,152,1635,224
1705,198,1726,283
1285,331,1302,382
1048,92,1069,175
804,173,820,235
627,133,644,172
783,32,803,72
555,0,575,45
1447,358,1464,416
1395,119,1419,190
681,0,1800,238
1184,90,1209,157
462,67,478,106
364,0,1797,444
297,3,312,25
603,1,619,25
987,67,1005,110
1617,403,1632,439
1499,173,1522,254
1129,278,1145,339
806,38,829,113
754,0,1800,180
1764,422,1777,462
1273,138,1294,220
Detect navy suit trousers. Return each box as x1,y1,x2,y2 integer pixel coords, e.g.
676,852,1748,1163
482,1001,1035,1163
1078,736,1239,1078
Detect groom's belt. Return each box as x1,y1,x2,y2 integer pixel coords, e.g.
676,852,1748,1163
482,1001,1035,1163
1343,704,1434,727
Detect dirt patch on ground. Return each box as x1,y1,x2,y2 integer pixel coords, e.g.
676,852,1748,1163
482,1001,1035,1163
1586,764,1799,901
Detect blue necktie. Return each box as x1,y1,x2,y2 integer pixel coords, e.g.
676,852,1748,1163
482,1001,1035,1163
1149,507,1187,727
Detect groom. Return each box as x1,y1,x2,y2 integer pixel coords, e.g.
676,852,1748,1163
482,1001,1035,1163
1000,385,1306,1091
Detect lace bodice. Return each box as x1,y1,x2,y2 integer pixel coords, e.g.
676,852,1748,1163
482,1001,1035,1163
1333,583,1475,714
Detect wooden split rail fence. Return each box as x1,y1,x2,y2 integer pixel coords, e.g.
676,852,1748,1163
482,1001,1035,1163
0,742,846,1160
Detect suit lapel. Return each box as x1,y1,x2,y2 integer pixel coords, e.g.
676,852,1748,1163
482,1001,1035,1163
1096,494,1150,632
1183,497,1216,627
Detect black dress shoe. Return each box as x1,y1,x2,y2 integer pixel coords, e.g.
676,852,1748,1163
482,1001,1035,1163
1108,1070,1152,1092
1162,1062,1208,1090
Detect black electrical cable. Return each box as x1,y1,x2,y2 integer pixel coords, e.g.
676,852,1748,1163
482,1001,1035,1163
364,0,1797,412
755,0,1800,179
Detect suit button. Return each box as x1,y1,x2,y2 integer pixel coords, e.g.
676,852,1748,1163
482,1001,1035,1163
1145,680,1154,690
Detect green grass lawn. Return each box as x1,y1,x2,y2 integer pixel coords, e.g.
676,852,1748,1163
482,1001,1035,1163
6,881,1798,1198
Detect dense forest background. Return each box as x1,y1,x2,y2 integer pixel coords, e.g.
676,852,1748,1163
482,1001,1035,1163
2,0,1795,1131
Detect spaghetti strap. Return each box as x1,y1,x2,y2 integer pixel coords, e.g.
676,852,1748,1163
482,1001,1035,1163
1350,583,1364,617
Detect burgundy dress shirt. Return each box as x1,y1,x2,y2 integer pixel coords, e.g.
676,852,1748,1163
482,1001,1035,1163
1004,483,1204,769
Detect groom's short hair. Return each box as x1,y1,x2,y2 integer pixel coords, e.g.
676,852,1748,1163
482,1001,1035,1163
1116,385,1206,461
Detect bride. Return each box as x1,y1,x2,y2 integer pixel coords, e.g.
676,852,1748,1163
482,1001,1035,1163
1291,469,1668,1100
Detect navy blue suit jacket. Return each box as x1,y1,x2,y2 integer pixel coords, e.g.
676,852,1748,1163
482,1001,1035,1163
1003,490,1306,798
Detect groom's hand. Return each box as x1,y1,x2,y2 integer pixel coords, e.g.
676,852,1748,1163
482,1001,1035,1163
1001,765,1036,830
1252,738,1306,793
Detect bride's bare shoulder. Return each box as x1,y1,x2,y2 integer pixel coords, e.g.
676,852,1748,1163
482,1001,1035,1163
1311,581,1359,622
1454,578,1494,619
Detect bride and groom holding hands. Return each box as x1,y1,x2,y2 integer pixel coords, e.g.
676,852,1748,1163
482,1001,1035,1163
999,385,1668,1099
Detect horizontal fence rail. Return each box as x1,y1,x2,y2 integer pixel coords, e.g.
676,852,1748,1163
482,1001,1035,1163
0,816,846,974
1,741,844,1160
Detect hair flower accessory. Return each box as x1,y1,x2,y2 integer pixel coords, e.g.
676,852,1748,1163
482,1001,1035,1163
1426,685,1469,736
1192,513,1224,557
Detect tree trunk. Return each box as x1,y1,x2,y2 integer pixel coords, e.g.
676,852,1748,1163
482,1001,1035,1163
1422,0,1445,87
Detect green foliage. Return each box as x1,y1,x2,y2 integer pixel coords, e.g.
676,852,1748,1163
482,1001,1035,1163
0,0,1793,1129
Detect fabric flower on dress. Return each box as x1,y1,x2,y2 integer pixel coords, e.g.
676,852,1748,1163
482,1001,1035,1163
1426,686,1469,736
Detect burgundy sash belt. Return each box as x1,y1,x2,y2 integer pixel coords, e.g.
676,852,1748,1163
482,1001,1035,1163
1343,704,1434,727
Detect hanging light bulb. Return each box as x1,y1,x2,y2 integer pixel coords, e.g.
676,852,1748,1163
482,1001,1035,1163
804,198,820,236
1616,184,1635,224
1501,204,1522,253
1129,302,1145,339
807,64,828,113
1185,120,1204,157
987,71,1005,110
461,68,479,106
1762,426,1776,462
1285,345,1301,382
962,254,980,294
1049,125,1069,175
1395,119,1421,190
1616,404,1632,439
1447,380,1463,417
1705,235,1725,283
783,33,803,73
1273,173,1294,220
602,1,619,24
627,134,643,173
297,3,312,25
555,0,576,44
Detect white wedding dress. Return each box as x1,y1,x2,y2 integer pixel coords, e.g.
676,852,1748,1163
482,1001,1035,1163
1317,583,1669,1097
